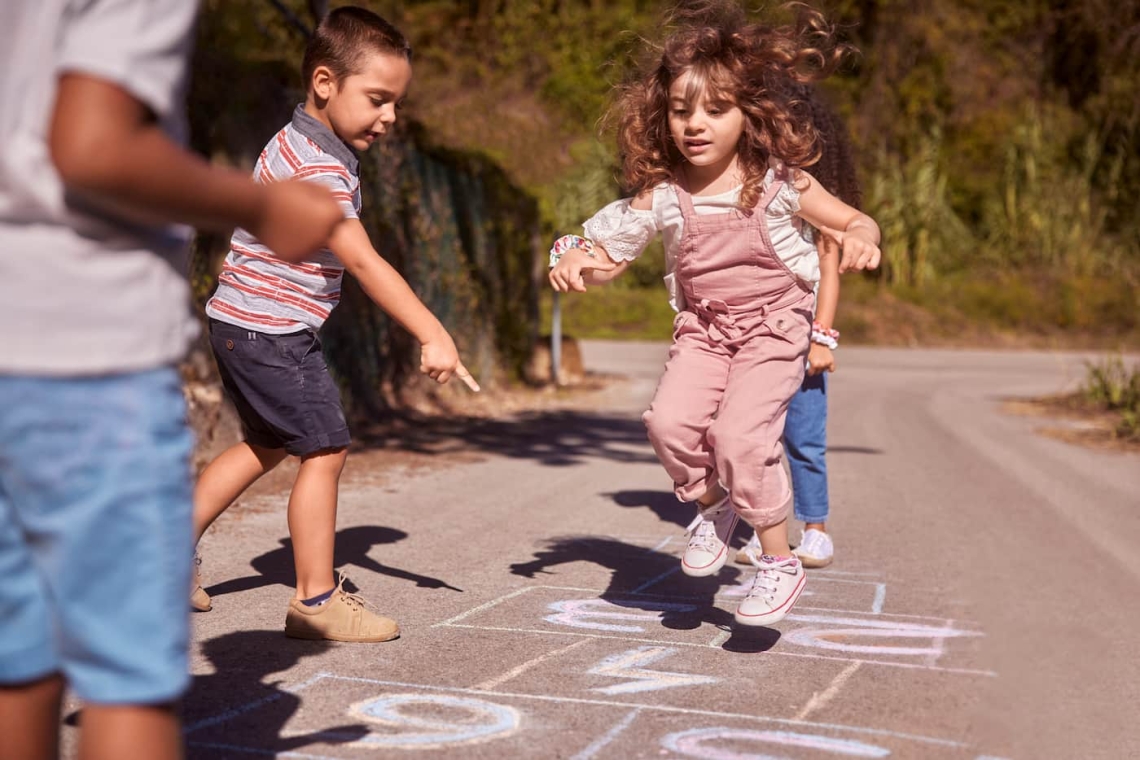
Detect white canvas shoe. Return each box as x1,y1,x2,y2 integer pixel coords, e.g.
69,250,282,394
734,532,761,565
734,554,806,627
680,495,738,577
793,528,834,568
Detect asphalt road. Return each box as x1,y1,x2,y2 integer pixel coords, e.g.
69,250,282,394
75,343,1140,759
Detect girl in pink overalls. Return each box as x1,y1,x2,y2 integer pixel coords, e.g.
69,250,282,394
550,1,881,626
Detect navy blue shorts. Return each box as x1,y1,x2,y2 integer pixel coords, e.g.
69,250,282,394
209,319,350,456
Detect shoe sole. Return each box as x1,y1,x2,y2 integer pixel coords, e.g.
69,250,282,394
733,571,807,627
190,587,212,612
681,514,739,577
284,626,400,643
795,553,833,569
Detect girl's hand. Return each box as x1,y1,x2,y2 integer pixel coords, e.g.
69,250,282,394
817,225,882,273
806,343,836,376
420,330,481,391
549,248,617,293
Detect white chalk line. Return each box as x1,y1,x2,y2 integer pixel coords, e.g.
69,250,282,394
473,639,593,691
794,661,864,721
300,672,970,749
437,623,997,677
570,709,642,760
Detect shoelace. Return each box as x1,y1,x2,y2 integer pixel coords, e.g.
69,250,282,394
333,573,368,612
745,555,799,601
684,500,730,553
685,514,719,553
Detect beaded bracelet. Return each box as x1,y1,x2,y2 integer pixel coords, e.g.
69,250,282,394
810,321,840,350
549,234,596,269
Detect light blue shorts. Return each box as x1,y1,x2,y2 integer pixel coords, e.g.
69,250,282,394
0,368,193,704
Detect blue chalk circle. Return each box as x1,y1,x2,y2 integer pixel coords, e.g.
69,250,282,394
349,693,521,749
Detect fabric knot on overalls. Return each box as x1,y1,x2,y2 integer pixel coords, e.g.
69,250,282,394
695,298,749,343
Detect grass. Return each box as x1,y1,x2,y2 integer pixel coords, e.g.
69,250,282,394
1080,357,1140,439
539,273,1140,350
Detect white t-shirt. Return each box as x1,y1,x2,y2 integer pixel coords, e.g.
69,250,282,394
0,0,200,375
582,167,818,311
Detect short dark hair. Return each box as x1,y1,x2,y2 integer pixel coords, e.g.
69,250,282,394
301,6,412,87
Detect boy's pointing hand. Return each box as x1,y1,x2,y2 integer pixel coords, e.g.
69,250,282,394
420,332,481,392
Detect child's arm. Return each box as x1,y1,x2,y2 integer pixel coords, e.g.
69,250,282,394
794,171,881,273
549,190,652,292
807,234,840,375
549,244,626,293
327,219,480,391
50,73,344,263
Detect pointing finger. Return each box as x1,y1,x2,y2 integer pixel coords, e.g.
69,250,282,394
456,362,481,392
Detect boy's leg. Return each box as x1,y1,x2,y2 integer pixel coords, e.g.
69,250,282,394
193,442,288,542
287,447,347,600
281,446,398,643
0,675,64,760
78,704,181,760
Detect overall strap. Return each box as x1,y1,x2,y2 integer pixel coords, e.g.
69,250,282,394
672,176,698,222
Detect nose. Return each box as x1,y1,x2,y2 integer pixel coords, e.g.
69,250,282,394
379,105,397,126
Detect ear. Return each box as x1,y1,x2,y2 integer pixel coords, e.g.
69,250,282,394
310,64,337,101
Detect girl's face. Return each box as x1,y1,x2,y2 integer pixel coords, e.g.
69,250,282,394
667,69,744,176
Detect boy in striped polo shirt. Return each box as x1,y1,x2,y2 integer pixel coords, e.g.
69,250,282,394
195,7,479,642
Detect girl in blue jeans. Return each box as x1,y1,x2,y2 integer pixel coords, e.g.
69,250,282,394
736,85,861,569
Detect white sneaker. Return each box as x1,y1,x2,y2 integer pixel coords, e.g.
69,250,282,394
793,528,834,568
734,554,806,627
681,496,739,577
734,533,761,565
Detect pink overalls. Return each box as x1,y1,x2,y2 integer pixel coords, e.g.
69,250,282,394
642,174,815,530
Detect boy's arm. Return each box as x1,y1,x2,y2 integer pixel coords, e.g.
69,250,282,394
327,219,479,390
50,73,344,262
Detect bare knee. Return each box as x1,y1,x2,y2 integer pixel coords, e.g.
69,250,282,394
299,447,348,476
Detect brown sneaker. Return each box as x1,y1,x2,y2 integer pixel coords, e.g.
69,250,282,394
191,552,211,612
284,576,399,643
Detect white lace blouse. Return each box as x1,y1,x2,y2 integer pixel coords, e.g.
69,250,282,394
581,167,818,311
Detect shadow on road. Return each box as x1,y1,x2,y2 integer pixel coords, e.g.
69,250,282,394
183,631,367,758
204,525,463,599
508,535,781,648
353,409,659,467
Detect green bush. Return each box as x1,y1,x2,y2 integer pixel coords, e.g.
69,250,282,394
1082,357,1140,438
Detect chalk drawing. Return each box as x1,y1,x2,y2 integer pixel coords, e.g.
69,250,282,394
545,597,700,633
783,613,983,657
345,693,520,749
570,709,641,760
662,727,892,759
587,646,719,695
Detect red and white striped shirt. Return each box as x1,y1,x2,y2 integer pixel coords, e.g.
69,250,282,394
206,105,360,333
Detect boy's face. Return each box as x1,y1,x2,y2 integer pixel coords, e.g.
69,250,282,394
318,51,411,151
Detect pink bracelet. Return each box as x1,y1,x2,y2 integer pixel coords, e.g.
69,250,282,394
549,235,596,268
811,321,839,349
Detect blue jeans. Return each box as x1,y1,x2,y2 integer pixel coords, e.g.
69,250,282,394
0,368,193,703
784,372,829,523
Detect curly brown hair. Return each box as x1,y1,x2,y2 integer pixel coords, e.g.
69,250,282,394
613,1,852,210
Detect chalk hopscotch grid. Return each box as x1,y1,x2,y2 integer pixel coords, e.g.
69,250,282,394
431,584,994,678
185,671,977,759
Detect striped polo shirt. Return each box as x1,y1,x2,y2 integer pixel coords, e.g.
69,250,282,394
206,104,360,333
